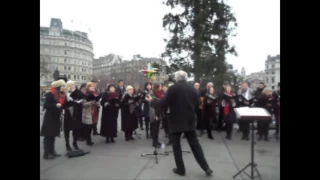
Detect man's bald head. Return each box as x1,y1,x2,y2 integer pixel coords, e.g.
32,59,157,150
206,82,213,88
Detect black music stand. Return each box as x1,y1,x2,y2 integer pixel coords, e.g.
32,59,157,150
141,146,169,164
232,107,272,180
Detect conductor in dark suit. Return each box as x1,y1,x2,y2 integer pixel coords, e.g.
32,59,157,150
145,70,213,176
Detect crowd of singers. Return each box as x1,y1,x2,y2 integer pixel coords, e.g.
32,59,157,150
195,81,280,142
40,77,280,160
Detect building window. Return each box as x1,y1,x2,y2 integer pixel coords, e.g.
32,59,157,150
65,43,67,46
64,66,67,70
68,66,71,70
272,86,274,90
271,71,274,74
266,78,269,84
272,64,275,68
272,77,275,83
77,75,79,80
68,74,71,79
64,58,67,63
74,75,77,80
65,51,68,55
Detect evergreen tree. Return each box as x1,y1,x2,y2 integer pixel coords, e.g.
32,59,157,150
162,0,238,83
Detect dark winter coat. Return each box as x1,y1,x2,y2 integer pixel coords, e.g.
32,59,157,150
69,89,84,133
40,92,63,137
116,86,126,99
150,80,198,133
120,94,139,132
100,92,120,137
255,95,274,115
220,93,237,123
203,94,218,127
272,90,280,115
142,89,151,117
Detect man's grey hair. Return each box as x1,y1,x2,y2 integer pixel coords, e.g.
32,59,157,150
174,70,188,82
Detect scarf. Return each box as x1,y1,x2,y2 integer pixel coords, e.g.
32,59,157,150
51,87,65,105
223,92,234,117
153,90,163,99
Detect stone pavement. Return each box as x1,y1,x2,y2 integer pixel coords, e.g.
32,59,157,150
40,113,280,180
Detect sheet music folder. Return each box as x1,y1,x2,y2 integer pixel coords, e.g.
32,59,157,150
234,107,272,120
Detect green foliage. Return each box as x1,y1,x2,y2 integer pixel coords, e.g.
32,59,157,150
162,0,237,82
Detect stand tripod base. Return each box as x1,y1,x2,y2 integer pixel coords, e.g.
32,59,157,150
141,148,169,164
233,162,261,180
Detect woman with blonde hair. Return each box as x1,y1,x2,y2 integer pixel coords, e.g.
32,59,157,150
63,80,80,151
255,87,274,141
82,82,100,146
120,85,139,141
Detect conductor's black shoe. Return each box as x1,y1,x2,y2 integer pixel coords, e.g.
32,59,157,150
130,136,135,140
93,132,99,136
208,135,214,140
226,135,232,140
205,169,213,176
105,138,110,143
173,168,185,176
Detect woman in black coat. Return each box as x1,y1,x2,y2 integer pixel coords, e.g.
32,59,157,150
68,85,84,149
120,85,139,141
134,84,143,130
220,85,237,140
40,79,66,160
255,87,273,141
100,84,120,143
203,86,218,140
141,82,152,138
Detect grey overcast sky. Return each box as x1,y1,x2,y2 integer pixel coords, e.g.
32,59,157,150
40,0,279,74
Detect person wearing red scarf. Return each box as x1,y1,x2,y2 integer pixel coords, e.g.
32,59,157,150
220,85,237,140
82,82,100,146
100,84,120,143
40,79,66,160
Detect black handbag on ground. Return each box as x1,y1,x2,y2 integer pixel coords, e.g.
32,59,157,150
66,150,90,158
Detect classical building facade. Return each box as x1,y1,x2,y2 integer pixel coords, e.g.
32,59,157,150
264,54,280,90
93,54,123,77
40,18,94,86
245,71,266,90
92,55,165,88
